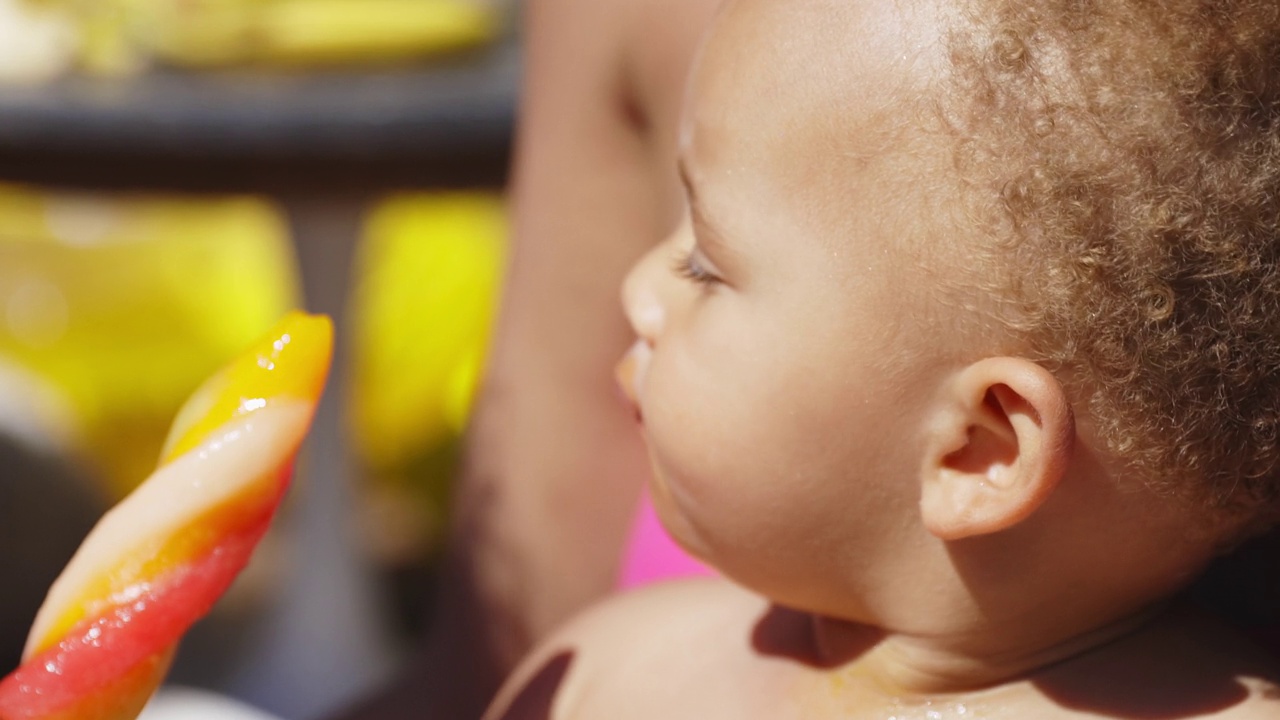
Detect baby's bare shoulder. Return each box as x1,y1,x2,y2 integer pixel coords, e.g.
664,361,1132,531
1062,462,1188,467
483,578,778,720
558,576,767,649
1019,605,1280,720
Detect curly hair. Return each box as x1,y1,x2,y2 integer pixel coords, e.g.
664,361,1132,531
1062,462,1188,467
943,0,1280,528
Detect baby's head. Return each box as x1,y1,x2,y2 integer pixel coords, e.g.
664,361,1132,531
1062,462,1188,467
619,0,1280,649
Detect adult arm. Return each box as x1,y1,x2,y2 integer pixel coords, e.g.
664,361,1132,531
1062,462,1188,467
331,0,716,716
454,0,720,673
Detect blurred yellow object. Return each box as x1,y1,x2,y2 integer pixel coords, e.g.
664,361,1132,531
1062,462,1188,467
0,184,298,499
15,0,499,75
349,192,505,558
0,0,77,83
134,0,498,69
13,0,152,77
352,192,505,470
76,0,148,76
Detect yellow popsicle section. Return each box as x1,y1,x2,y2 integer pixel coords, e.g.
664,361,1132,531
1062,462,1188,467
21,311,330,662
162,311,331,463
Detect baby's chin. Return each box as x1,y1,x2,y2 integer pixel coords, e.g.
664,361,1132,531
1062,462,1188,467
645,463,716,563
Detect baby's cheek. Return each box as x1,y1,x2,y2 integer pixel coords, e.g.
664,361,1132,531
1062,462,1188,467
647,322,804,463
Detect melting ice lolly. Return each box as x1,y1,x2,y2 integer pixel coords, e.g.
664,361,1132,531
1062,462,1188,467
0,311,332,720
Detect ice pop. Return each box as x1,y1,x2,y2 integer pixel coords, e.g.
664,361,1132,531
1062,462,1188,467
0,311,332,720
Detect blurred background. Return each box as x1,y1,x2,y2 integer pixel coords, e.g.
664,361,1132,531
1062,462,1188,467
0,1,516,717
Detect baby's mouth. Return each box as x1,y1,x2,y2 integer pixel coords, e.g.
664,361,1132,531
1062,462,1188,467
615,340,651,423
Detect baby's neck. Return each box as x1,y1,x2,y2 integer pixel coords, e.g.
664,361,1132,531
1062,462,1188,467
807,601,1170,696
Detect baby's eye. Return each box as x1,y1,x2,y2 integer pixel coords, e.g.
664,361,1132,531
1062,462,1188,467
672,249,721,286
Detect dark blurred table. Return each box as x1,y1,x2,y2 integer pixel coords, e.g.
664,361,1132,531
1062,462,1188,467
0,42,514,191
0,41,517,720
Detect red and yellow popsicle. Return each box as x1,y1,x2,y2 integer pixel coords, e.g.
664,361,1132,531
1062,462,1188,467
0,311,332,720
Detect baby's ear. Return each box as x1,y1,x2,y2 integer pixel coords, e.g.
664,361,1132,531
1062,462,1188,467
919,358,1074,540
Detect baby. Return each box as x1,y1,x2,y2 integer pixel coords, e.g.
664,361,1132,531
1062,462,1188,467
484,0,1280,717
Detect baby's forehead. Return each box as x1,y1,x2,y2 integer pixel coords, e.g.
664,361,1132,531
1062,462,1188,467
690,2,950,166
706,3,940,109
684,0,958,240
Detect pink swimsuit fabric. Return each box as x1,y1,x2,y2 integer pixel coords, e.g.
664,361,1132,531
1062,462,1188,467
617,488,714,588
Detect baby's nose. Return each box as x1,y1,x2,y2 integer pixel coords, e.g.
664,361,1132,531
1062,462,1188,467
621,244,668,342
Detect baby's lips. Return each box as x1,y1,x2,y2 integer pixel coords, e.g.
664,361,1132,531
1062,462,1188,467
615,340,651,413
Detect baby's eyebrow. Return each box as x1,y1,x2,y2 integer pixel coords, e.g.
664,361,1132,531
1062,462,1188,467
676,157,720,236
677,157,739,263
677,156,700,210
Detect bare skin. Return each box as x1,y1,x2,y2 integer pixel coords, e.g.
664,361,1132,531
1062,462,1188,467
486,580,1280,720
330,1,720,717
